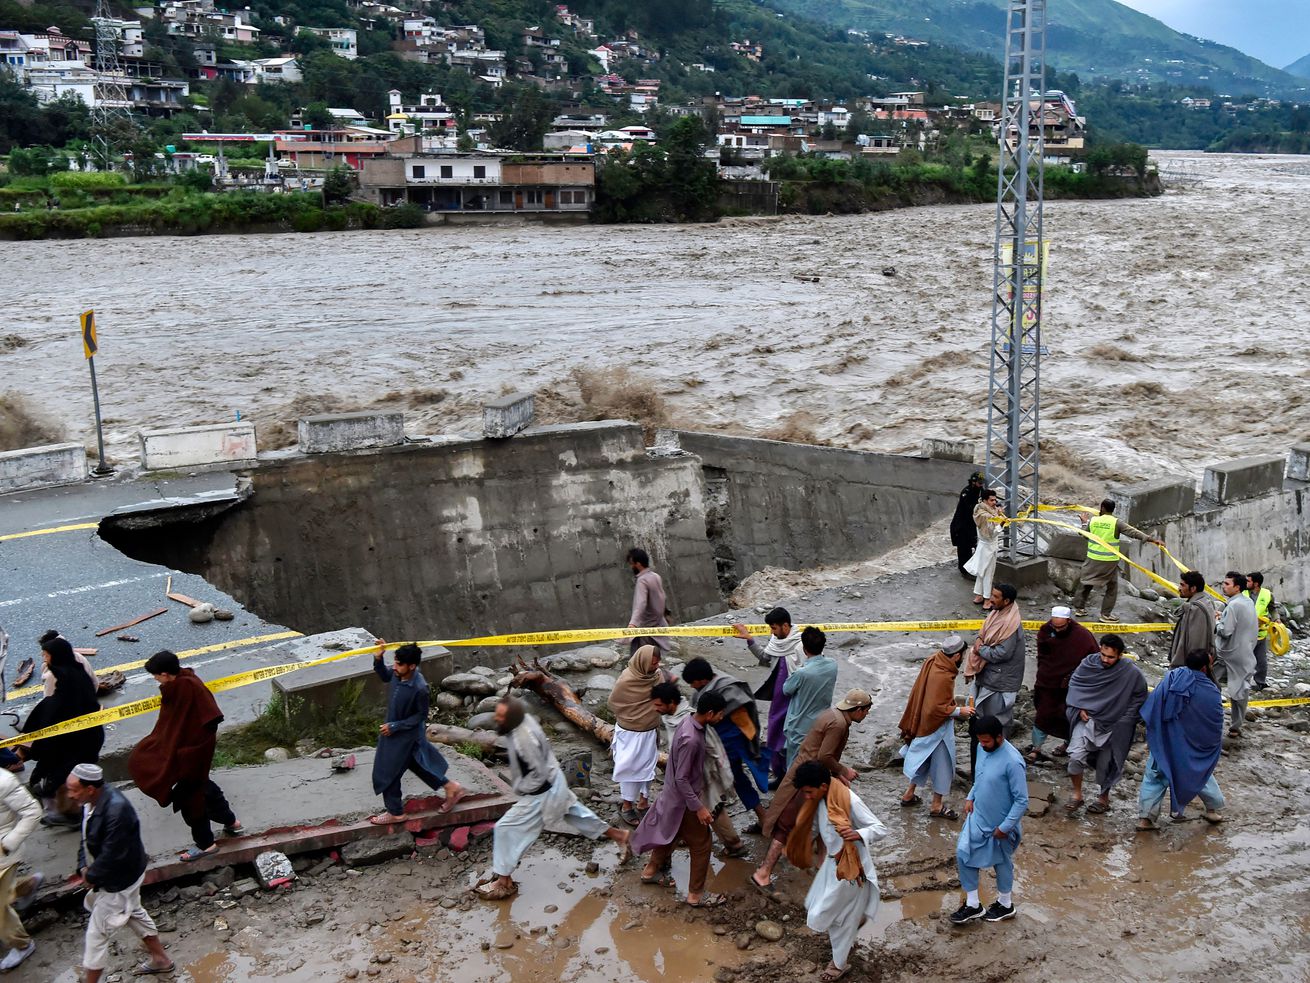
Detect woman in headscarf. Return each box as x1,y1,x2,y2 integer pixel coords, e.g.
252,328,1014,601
607,645,671,825
38,629,97,698
18,635,104,827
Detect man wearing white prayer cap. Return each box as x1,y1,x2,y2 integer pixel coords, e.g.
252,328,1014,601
66,765,174,980
1028,607,1097,764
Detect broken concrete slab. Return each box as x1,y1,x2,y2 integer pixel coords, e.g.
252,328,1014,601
341,833,413,867
28,747,513,908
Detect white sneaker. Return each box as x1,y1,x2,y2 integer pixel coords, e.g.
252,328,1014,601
0,941,35,971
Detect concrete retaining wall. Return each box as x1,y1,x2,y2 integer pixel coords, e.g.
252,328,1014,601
109,422,722,657
1061,451,1310,607
139,423,256,471
663,429,973,589
0,442,85,495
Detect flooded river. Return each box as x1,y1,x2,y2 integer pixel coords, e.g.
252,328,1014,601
5,152,1308,490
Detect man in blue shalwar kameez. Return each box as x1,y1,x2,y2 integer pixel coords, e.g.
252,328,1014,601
951,714,1028,926
368,641,464,824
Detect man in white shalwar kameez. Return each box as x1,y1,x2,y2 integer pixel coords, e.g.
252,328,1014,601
477,698,629,900
786,760,888,982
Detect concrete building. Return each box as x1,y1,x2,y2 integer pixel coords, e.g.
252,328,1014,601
299,26,358,59
274,126,395,170
359,140,594,213
384,89,456,136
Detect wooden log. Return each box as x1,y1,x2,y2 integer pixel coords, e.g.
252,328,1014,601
510,663,615,745
426,724,504,756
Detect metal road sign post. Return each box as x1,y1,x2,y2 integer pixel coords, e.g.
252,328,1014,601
81,309,114,477
985,0,1047,562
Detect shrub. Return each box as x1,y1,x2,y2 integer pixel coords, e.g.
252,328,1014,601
49,171,127,191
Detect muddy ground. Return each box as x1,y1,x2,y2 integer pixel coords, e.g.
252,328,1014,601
13,563,1310,983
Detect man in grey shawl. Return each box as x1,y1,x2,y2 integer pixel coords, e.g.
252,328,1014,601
1064,633,1148,814
1168,571,1216,668
1213,571,1258,738
477,698,629,900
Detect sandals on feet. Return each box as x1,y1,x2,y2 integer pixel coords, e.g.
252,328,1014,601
368,813,404,825
178,845,217,863
686,892,728,908
899,795,921,808
438,788,466,814
1086,800,1111,815
221,820,243,837
620,807,641,826
640,872,674,887
1064,799,1085,815
929,807,959,821
476,880,519,901
820,966,852,983
133,960,176,976
718,842,751,859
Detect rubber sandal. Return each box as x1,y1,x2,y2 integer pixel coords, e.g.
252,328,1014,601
718,842,751,859
748,875,780,901
640,872,674,887
1135,819,1157,832
742,821,763,836
1051,744,1069,758
820,966,852,983
178,845,217,863
899,795,922,807
620,807,641,826
132,960,176,976
222,821,244,837
476,880,519,901
929,807,959,821
368,813,404,825
1086,800,1111,815
686,892,728,908
1064,799,1085,814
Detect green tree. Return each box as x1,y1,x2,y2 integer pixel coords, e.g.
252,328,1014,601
489,85,552,151
322,165,355,204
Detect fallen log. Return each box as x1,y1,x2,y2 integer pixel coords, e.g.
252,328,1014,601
509,659,671,768
511,659,614,745
426,723,504,756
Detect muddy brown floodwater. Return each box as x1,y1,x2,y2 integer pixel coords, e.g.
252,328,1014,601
5,153,1309,493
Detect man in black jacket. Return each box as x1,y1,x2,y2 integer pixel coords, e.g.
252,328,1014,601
66,764,173,981
950,472,986,579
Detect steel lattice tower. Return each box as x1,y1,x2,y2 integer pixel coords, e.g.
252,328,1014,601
91,0,135,170
985,0,1047,560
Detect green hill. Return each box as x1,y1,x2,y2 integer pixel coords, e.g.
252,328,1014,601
1286,53,1310,79
768,0,1308,97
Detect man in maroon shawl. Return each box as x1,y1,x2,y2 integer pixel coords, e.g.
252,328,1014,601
1028,607,1097,764
630,689,729,908
127,651,240,862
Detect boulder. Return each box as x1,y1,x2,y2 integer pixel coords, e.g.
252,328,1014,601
754,920,784,942
474,696,500,714
583,673,617,695
469,666,497,678
264,747,290,763
341,834,413,867
434,692,464,712
467,712,497,731
441,673,498,697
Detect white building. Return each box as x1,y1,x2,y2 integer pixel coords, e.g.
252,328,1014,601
300,26,358,59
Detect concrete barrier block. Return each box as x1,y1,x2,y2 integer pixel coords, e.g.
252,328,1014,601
1201,455,1285,504
0,442,85,494
919,438,976,464
298,411,404,454
483,393,534,439
1110,478,1196,524
138,423,256,471
1288,444,1310,482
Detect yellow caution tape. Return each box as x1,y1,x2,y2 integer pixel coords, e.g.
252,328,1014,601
0,617,1183,748
3,631,304,702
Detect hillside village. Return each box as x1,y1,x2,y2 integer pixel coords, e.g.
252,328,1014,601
0,0,1108,215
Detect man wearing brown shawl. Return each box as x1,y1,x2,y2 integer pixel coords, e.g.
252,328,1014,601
750,689,871,894
128,651,240,861
1029,606,1097,763
607,645,670,825
1168,571,1216,668
897,636,973,819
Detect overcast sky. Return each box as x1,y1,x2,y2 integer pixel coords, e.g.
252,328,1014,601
1116,0,1310,68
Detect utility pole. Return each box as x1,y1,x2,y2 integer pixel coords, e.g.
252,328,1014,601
90,0,135,171
985,0,1047,563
